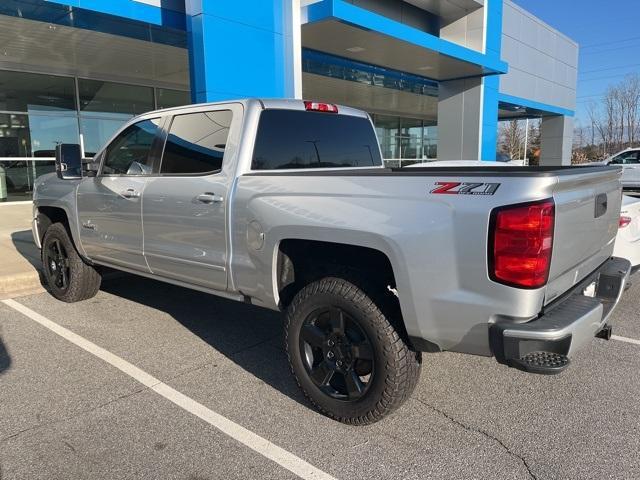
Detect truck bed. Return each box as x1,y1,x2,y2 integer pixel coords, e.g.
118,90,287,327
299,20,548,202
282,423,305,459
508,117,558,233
245,165,620,177
236,163,622,353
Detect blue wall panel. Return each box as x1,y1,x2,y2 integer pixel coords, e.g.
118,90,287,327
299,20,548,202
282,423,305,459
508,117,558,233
307,0,508,76
498,93,575,117
480,0,503,161
481,75,500,160
46,0,185,29
187,0,291,102
188,1,284,34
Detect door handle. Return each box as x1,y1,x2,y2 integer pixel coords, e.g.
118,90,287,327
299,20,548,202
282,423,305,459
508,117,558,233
196,192,223,204
595,193,608,218
121,188,140,199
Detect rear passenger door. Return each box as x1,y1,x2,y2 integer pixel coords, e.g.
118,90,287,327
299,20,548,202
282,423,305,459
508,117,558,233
142,106,240,291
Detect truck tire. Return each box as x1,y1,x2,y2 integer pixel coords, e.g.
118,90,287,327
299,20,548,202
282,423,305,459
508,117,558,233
285,276,421,425
41,222,101,302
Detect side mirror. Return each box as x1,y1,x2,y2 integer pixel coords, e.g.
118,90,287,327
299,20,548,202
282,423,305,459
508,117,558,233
55,144,83,180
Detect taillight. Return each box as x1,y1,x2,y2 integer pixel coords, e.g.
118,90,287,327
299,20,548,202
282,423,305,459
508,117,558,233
489,199,555,289
304,101,338,113
619,216,632,229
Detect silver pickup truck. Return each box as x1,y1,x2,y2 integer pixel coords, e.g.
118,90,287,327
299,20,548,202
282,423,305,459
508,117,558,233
32,99,631,425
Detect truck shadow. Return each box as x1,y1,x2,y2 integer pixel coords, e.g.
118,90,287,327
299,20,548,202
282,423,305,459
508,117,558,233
10,230,42,271
99,274,312,410
10,230,47,291
0,334,11,375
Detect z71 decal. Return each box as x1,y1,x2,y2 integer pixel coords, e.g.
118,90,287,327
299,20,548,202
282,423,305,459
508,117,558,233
430,182,501,195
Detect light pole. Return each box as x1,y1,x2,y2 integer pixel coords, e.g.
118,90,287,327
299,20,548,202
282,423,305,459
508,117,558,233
523,118,529,165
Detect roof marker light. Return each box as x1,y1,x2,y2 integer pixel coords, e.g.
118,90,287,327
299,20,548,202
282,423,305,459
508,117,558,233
304,101,339,113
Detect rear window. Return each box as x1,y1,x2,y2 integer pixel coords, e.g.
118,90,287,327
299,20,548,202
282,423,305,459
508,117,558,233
251,110,382,170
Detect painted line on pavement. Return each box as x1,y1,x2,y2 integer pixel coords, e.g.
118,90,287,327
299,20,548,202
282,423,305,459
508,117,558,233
611,334,640,346
1,298,337,480
0,200,32,206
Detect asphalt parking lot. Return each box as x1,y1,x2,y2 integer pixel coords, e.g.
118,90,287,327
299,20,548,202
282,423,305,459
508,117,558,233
1,273,640,480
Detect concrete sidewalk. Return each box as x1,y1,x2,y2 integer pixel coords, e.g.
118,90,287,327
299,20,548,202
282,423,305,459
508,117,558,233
0,202,45,299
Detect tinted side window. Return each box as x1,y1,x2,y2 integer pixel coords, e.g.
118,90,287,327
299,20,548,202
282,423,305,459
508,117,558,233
614,151,640,164
160,110,232,175
626,152,640,164
102,118,160,175
252,110,382,170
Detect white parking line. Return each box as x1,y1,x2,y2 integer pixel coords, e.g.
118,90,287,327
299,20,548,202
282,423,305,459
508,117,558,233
1,298,337,480
611,334,640,346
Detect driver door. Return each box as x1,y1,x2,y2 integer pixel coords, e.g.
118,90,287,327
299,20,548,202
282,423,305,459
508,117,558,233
77,117,163,271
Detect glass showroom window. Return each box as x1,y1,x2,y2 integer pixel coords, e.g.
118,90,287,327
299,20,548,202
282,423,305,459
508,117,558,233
156,88,190,110
372,114,438,165
0,114,30,157
423,125,437,159
399,117,423,162
374,115,400,161
0,70,79,201
0,70,79,156
79,79,154,156
0,70,76,113
0,69,189,200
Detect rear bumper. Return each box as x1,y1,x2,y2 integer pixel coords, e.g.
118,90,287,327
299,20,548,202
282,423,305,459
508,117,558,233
490,257,631,372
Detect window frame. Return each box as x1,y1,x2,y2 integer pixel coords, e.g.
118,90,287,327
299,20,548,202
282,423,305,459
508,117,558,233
98,116,165,177
155,109,233,177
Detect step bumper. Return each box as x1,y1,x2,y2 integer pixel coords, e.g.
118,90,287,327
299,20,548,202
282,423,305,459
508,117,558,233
490,257,631,373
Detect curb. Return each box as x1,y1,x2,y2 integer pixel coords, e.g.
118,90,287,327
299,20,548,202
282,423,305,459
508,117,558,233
0,270,46,300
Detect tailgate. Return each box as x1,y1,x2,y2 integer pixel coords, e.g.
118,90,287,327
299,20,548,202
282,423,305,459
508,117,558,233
545,167,623,304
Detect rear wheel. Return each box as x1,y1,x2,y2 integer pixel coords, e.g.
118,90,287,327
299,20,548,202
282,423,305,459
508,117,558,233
42,223,101,302
285,276,421,425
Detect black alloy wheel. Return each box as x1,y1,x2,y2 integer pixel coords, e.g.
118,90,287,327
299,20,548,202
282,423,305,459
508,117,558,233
41,222,101,302
300,306,374,401
44,238,70,291
285,275,422,425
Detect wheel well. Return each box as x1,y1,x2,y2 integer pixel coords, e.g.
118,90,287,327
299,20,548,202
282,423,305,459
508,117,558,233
37,206,69,244
277,239,397,309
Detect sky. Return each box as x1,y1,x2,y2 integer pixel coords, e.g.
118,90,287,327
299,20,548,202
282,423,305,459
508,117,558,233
511,0,640,126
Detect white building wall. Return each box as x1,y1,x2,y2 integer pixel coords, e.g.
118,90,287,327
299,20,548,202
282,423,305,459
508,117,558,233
499,0,578,112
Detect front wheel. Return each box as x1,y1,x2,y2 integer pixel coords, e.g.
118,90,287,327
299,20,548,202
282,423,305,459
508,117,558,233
42,223,101,302
285,276,421,425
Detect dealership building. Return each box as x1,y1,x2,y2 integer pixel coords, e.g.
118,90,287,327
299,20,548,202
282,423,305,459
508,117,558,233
0,0,577,200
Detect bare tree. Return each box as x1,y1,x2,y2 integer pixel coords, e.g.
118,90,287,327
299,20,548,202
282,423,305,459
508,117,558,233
574,124,585,150
604,87,617,152
614,86,626,148
622,74,640,146
587,101,608,156
574,74,640,161
526,119,541,164
499,120,524,160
